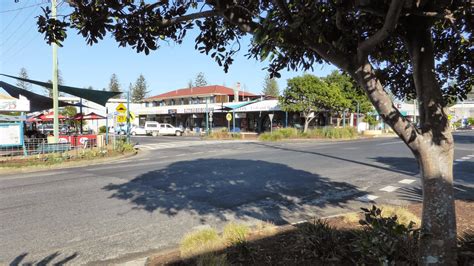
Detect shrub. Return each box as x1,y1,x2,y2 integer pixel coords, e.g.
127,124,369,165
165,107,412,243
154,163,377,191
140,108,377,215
180,228,222,258
354,205,419,264
298,219,352,262
114,139,135,153
258,132,283,141
99,125,106,133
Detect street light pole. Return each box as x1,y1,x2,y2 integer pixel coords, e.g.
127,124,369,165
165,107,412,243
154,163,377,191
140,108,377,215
126,90,130,143
51,0,59,143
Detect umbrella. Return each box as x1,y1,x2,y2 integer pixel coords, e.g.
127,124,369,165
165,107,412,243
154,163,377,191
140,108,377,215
73,112,105,120
37,112,66,121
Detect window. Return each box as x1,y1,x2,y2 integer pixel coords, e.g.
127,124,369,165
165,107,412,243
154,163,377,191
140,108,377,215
166,125,172,128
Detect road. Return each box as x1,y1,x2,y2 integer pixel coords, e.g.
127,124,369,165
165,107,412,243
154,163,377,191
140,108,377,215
1,132,472,265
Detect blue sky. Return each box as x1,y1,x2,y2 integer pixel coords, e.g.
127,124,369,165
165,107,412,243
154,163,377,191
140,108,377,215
0,0,336,97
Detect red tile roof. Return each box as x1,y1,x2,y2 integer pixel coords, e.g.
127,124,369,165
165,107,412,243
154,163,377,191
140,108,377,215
144,85,256,101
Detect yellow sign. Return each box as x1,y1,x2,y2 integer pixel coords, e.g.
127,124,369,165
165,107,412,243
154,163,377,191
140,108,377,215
116,115,126,123
116,103,127,113
226,113,232,121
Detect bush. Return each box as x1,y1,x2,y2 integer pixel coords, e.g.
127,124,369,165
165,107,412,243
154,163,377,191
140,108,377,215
99,125,106,133
354,205,419,264
114,139,135,153
298,219,352,262
259,127,357,141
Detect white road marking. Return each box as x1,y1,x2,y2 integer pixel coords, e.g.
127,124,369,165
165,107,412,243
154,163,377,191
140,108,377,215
379,185,399,192
376,141,403,146
461,156,471,160
357,194,379,202
455,159,465,162
399,179,416,184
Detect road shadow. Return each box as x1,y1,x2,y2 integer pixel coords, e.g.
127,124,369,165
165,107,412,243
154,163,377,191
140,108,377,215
371,156,474,201
9,252,78,266
369,156,419,175
103,159,365,224
453,132,474,144
251,142,416,176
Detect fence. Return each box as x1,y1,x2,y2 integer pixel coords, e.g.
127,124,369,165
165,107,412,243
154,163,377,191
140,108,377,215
0,135,108,161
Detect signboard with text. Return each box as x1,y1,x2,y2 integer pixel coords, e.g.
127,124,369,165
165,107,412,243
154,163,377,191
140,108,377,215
0,123,23,146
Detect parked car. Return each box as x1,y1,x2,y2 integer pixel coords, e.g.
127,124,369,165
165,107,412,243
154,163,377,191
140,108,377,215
131,126,147,135
159,123,184,136
144,121,160,136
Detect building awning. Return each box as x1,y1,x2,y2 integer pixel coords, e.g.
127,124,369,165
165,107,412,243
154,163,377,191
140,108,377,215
1,73,121,106
0,81,74,112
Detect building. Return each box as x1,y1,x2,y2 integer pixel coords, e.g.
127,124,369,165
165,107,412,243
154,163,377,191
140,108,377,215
138,84,292,132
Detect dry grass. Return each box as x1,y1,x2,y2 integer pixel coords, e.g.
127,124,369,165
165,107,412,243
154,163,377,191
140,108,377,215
342,212,361,224
254,221,278,237
379,205,421,226
222,222,250,245
180,228,223,258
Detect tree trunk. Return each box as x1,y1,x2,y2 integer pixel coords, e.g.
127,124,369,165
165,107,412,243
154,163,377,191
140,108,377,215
304,118,310,133
352,16,457,264
405,17,457,265
416,142,456,265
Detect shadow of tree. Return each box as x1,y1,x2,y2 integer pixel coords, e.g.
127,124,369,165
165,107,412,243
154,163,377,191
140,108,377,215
453,133,474,144
9,252,78,266
103,159,365,224
251,142,416,176
370,157,474,202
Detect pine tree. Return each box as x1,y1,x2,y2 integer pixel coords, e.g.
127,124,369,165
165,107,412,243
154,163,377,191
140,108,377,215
194,72,207,87
187,79,193,88
132,74,149,102
108,73,121,98
43,70,64,97
262,74,279,97
17,67,32,91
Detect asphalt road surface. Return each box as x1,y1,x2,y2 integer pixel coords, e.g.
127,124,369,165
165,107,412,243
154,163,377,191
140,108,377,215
1,132,472,265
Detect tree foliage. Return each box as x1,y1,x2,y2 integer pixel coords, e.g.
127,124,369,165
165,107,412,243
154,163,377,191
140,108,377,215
323,71,372,113
194,72,208,87
108,73,121,99
262,74,279,97
280,74,348,132
132,74,149,102
16,67,31,91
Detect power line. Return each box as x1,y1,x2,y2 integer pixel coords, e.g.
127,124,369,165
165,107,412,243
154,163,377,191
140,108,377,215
0,0,31,34
0,1,46,14
0,0,46,47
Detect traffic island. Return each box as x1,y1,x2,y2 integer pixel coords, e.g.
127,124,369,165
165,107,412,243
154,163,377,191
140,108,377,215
0,146,137,173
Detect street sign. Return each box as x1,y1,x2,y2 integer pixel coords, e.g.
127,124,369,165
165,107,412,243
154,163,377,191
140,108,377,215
116,115,127,123
226,113,232,121
209,111,213,117
268,113,274,121
116,103,127,113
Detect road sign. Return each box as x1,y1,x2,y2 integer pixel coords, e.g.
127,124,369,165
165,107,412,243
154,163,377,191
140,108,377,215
116,103,127,113
209,111,213,117
268,113,274,121
116,115,126,123
226,113,232,121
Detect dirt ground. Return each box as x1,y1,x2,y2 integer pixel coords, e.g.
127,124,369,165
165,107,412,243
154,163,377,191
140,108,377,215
148,200,473,266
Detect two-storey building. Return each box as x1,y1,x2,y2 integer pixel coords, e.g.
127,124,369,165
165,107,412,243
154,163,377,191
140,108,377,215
138,84,292,133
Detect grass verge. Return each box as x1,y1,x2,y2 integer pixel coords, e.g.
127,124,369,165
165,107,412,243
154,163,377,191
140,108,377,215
259,127,358,141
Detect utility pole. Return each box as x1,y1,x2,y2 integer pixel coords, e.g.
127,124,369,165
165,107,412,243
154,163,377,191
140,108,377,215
51,0,59,143
126,90,131,143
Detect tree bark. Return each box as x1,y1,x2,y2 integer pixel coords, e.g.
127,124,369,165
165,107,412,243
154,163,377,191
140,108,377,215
405,17,457,265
